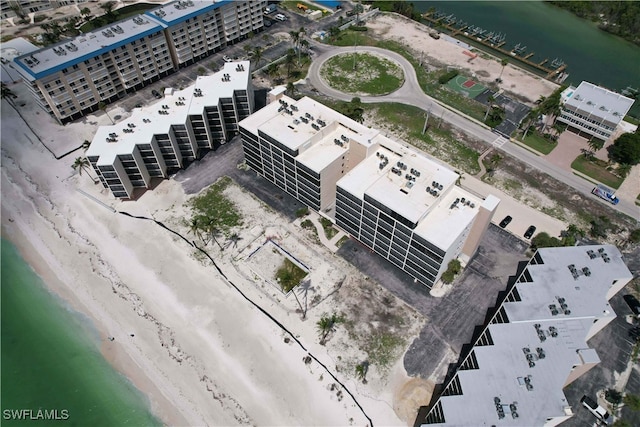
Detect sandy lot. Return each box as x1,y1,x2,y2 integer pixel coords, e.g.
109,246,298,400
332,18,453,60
367,13,559,103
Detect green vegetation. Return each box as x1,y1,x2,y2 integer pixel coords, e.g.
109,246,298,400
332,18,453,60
484,106,505,128
355,361,369,384
369,1,421,19
530,225,585,250
364,331,405,368
295,207,309,218
320,53,404,96
624,393,640,411
188,177,242,247
323,30,487,121
300,219,314,229
571,155,623,189
438,69,459,84
589,215,618,239
316,312,344,345
372,103,481,174
275,258,307,293
608,132,640,165
336,235,350,247
520,131,558,154
441,259,462,284
548,1,640,46
319,217,338,240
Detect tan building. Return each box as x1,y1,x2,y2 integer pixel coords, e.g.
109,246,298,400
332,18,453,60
240,95,499,287
13,0,265,123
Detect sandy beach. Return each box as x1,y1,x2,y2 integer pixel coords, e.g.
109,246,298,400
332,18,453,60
1,69,426,424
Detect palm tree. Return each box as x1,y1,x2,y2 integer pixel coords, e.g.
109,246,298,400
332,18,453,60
355,361,369,383
498,58,508,80
188,217,204,244
484,95,495,121
252,46,263,68
98,101,114,124
588,138,604,153
81,140,91,151
72,157,96,182
289,30,300,52
316,312,343,345
286,82,296,98
285,49,296,78
1,82,17,107
206,220,224,250
617,163,632,178
227,233,242,248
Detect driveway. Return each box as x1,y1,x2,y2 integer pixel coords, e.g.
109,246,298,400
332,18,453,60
545,131,587,171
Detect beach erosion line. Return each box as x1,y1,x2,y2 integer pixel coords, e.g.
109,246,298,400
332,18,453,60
116,209,375,427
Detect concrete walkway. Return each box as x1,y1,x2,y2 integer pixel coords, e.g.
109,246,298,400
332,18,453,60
295,211,347,253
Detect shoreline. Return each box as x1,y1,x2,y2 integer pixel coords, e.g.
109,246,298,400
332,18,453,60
0,223,188,427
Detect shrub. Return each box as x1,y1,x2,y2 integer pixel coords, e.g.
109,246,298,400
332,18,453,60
295,207,309,218
301,219,314,229
441,259,462,284
350,26,368,31
438,69,459,84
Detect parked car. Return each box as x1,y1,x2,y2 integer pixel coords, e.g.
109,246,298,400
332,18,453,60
151,89,162,99
264,4,276,15
623,294,640,317
223,55,232,62
499,215,512,228
524,225,536,239
274,13,287,21
580,395,610,424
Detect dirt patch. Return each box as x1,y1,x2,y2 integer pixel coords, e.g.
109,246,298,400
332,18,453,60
394,377,435,423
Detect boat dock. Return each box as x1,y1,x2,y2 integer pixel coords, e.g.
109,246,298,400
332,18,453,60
423,11,567,81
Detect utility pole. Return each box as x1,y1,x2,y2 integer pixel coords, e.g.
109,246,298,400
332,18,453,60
352,30,357,70
438,109,444,129
422,108,431,135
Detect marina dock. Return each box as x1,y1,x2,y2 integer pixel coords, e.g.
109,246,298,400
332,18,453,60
422,11,567,81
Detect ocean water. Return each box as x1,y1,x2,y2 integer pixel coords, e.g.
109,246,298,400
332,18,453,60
1,239,162,427
419,1,640,115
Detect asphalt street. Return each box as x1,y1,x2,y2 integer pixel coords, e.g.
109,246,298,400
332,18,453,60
305,45,639,220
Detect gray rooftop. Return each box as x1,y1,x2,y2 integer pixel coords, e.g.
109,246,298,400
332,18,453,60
423,245,633,426
562,81,634,126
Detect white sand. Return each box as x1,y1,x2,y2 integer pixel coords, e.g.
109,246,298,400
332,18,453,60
367,13,559,103
1,76,426,425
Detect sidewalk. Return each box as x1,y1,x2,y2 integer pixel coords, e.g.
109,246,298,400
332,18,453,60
294,211,347,253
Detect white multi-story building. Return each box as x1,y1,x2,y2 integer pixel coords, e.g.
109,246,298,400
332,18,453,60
558,81,634,141
86,61,252,200
12,0,265,124
417,245,633,426
239,95,499,287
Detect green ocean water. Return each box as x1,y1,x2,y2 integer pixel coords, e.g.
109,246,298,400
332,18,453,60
1,239,162,427
420,1,640,116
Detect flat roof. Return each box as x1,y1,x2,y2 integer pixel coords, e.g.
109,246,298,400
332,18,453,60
13,0,237,81
145,0,232,27
338,136,482,249
87,61,250,165
563,81,634,126
425,245,633,426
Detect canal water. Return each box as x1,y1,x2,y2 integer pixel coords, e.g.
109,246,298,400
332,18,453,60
418,1,640,116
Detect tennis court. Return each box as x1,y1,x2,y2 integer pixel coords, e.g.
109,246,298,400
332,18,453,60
446,75,487,99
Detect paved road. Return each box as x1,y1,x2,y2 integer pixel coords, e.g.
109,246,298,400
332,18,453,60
306,45,639,220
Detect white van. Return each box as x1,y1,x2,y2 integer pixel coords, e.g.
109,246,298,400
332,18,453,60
580,395,610,424
264,4,276,15
274,13,287,21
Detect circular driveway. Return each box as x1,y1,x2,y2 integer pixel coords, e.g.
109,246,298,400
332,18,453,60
307,46,427,105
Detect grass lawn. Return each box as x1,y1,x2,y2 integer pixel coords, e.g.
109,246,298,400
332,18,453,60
571,155,623,189
189,177,242,232
520,132,557,155
320,52,404,95
319,217,338,240
275,258,307,293
325,33,487,122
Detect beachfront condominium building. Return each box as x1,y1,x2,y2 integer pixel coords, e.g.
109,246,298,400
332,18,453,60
1,1,85,20
558,81,634,141
415,245,633,427
86,61,252,199
239,94,500,287
12,0,265,124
